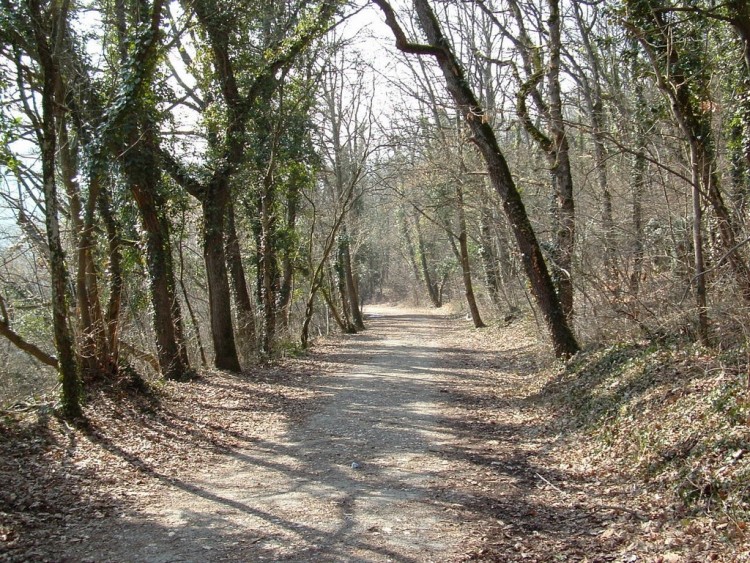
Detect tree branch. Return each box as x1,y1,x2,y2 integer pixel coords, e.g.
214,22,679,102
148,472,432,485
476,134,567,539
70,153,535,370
371,0,445,56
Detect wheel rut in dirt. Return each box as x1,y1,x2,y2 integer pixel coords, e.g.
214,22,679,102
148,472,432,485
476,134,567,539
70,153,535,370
71,308,470,562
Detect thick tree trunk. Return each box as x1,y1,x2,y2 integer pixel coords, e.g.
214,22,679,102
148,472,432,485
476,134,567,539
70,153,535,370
202,191,241,372
374,0,578,358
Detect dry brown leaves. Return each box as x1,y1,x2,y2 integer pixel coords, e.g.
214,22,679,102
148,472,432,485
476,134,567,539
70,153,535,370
0,357,324,562
3,311,750,562
427,317,750,562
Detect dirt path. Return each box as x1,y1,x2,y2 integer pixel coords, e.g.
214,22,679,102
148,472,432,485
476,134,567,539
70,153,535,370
67,308,475,562
5,306,746,561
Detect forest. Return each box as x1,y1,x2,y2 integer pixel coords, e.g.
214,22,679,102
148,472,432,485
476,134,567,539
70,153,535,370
1,0,750,560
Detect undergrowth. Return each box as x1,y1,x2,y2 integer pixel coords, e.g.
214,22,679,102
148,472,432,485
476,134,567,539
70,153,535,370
543,337,750,528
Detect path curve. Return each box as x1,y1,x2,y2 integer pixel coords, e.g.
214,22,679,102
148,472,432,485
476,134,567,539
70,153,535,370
73,308,469,562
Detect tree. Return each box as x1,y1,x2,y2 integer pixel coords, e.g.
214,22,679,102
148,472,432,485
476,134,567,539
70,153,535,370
162,0,339,362
373,0,579,358
25,0,82,417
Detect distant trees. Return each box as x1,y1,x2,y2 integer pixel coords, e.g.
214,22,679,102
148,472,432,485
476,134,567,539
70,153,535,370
369,0,750,352
2,0,750,413
374,0,578,357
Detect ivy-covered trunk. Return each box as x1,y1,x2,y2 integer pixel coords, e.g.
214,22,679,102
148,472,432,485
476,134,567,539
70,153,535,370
30,1,82,418
128,141,191,380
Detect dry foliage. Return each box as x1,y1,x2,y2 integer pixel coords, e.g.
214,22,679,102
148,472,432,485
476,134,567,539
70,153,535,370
0,360,322,562
1,310,749,562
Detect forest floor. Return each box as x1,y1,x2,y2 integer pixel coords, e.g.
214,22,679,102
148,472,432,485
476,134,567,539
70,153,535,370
1,305,748,562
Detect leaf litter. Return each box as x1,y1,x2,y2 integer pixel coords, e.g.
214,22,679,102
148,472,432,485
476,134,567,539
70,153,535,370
0,306,748,561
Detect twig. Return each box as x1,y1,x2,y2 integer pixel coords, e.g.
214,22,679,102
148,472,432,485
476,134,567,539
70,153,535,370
593,504,649,522
535,472,649,521
535,472,565,495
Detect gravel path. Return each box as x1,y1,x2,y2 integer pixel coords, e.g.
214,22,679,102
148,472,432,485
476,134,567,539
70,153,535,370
69,308,469,562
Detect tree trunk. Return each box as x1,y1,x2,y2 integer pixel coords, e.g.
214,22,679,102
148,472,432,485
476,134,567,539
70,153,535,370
202,190,241,372
690,144,710,344
177,226,208,368
321,282,351,334
451,184,485,328
340,225,365,330
630,139,647,297
226,202,256,356
573,1,614,275
30,1,82,418
545,0,575,321
259,187,279,354
129,158,190,380
415,215,442,307
336,238,357,333
277,187,299,333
